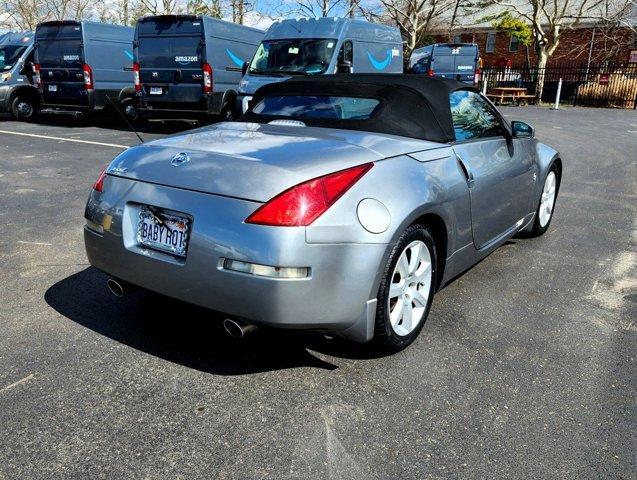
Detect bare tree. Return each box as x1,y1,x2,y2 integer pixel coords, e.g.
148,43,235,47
2,0,50,29
296,0,345,17
488,0,635,99
137,0,180,15
375,0,453,58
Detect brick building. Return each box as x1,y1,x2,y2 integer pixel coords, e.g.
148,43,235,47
433,25,636,67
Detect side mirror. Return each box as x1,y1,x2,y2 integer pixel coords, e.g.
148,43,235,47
241,61,249,77
19,61,32,76
336,60,353,74
511,120,534,138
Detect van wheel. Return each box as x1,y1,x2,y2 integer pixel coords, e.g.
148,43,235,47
122,100,139,122
220,103,235,122
11,95,37,120
374,224,437,352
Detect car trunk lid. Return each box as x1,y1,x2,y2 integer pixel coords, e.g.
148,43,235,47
107,122,436,202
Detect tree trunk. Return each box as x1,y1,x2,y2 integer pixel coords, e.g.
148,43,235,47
535,49,548,102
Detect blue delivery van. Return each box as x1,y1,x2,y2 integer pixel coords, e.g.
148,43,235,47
236,17,403,113
409,43,480,84
34,20,134,116
0,32,38,120
133,15,263,121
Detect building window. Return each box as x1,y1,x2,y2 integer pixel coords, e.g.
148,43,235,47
453,34,462,44
509,36,519,52
486,32,496,53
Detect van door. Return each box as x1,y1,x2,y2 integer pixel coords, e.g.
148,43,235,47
36,24,87,107
430,45,476,83
137,18,205,111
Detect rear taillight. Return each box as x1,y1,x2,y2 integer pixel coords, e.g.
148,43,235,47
246,163,373,227
133,62,141,92
474,68,482,85
92,166,107,192
426,69,435,77
202,63,212,93
34,63,41,89
82,63,93,90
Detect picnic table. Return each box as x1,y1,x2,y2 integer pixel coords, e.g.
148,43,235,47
486,87,536,106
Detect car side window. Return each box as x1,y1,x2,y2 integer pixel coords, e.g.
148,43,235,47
449,90,505,141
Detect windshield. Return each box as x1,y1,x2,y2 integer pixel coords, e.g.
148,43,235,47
0,45,27,71
138,36,202,68
249,39,337,76
253,95,380,120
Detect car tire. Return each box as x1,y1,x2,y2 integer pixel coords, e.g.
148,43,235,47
374,224,437,352
11,95,37,120
219,103,235,122
121,98,139,123
527,165,559,237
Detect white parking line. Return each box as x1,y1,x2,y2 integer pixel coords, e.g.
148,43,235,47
0,129,129,149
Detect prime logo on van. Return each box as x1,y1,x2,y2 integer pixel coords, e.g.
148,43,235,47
175,56,198,64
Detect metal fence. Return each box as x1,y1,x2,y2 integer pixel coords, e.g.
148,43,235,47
479,63,637,108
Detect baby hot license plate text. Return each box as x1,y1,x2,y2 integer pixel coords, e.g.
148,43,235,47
138,207,189,256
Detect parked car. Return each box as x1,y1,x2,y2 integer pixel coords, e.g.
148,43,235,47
84,74,561,351
236,17,403,114
0,31,38,120
130,15,264,121
410,43,480,84
34,20,134,117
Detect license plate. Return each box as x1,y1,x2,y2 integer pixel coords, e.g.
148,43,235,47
149,87,162,95
137,206,189,257
48,85,57,92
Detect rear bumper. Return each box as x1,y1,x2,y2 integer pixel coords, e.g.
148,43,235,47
140,91,225,118
84,175,385,341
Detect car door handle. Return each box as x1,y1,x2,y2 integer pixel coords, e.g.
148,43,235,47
456,155,474,188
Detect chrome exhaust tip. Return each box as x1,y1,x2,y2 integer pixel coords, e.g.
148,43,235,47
223,318,257,340
106,278,127,297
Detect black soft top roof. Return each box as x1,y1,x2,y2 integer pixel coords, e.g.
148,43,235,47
242,74,476,143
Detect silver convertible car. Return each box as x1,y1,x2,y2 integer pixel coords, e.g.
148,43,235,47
84,74,561,351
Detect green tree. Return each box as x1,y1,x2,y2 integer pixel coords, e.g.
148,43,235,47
492,12,532,68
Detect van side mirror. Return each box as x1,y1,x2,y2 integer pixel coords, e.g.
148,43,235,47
336,60,352,74
511,120,534,138
20,61,32,76
242,61,249,77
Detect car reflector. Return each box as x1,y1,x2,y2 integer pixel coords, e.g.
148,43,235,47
223,259,309,279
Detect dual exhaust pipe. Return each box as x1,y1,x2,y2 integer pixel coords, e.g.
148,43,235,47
106,277,256,339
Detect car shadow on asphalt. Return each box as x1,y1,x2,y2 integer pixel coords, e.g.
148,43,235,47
45,267,387,375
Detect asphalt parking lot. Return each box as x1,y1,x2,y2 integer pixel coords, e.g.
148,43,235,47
0,107,635,479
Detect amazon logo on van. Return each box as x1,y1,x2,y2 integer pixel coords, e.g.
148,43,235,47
175,56,198,64
368,48,400,70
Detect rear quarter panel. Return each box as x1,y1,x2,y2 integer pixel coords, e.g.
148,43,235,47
306,148,473,294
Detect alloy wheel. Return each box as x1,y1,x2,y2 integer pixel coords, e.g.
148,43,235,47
388,240,433,336
539,171,557,227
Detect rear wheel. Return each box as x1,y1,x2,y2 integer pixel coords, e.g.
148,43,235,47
122,98,139,122
11,95,37,120
219,103,235,122
374,224,437,351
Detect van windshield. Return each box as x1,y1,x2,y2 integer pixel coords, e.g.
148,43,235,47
0,45,27,71
138,36,202,68
248,39,337,76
